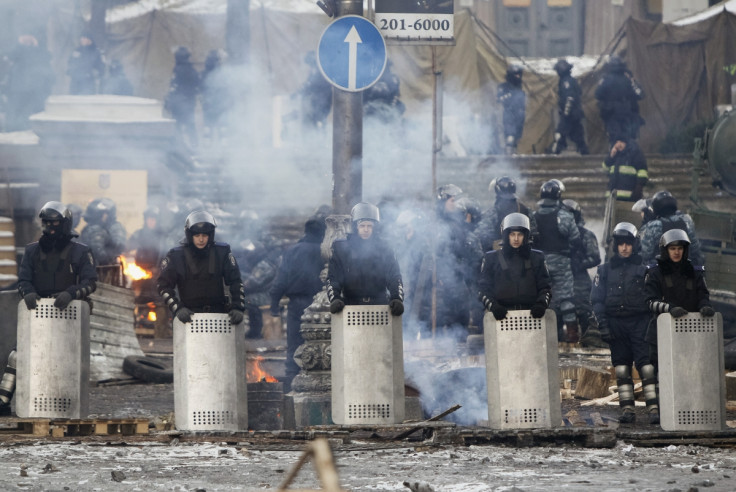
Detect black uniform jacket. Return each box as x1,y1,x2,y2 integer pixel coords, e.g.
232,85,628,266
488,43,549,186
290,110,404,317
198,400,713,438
18,237,97,299
326,234,403,305
478,244,551,310
591,253,648,327
158,242,245,314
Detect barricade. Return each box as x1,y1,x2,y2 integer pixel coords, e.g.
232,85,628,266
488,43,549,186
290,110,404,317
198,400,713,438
16,299,90,419
657,312,726,431
332,305,405,424
173,314,247,431
484,309,561,429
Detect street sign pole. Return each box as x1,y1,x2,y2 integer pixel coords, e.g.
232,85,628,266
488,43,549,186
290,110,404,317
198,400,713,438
333,0,364,214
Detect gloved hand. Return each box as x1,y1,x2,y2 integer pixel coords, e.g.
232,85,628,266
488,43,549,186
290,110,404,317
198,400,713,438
229,309,244,325
530,303,547,319
598,322,613,343
389,299,404,316
329,299,345,314
54,291,73,310
176,307,194,323
23,293,41,310
700,305,716,317
490,303,508,321
669,306,688,318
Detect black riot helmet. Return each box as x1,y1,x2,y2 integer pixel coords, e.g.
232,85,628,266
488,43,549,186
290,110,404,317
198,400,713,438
606,55,627,73
490,176,517,199
66,203,83,231
83,197,117,226
437,183,463,202
540,179,565,200
562,199,583,225
651,190,678,218
506,64,523,86
554,58,572,76
659,228,690,262
185,210,217,245
39,201,73,236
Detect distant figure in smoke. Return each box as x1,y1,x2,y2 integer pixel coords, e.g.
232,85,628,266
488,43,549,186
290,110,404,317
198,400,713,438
67,32,105,95
164,46,200,150
550,58,588,155
200,50,230,144
390,209,432,339
595,55,645,145
497,64,526,155
101,59,133,96
2,34,55,131
269,215,326,391
296,51,332,130
476,176,537,252
80,197,127,266
127,206,167,272
433,184,483,341
364,59,405,125
327,202,404,318
1,202,97,416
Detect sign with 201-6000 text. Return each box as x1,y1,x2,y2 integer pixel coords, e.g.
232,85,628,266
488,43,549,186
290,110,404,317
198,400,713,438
374,0,454,44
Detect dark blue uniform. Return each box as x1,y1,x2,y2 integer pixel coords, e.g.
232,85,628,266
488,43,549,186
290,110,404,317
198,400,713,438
327,234,403,306
591,253,650,369
269,221,325,385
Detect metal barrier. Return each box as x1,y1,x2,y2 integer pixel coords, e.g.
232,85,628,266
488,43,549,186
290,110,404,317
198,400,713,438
331,305,405,425
15,299,90,418
484,309,561,429
173,313,247,431
657,312,726,431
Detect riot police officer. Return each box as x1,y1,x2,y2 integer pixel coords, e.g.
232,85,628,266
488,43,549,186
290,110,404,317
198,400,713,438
157,211,246,325
327,203,404,316
638,190,703,266
645,229,714,425
532,179,582,342
80,197,127,266
591,222,655,423
0,202,97,415
562,199,602,346
551,58,588,155
478,213,551,320
595,55,645,145
497,65,526,155
477,176,537,252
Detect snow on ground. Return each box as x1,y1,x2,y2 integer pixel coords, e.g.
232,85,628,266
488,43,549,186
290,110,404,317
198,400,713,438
1,439,735,491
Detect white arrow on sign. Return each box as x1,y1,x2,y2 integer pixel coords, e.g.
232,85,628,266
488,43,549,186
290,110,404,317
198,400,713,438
344,25,362,90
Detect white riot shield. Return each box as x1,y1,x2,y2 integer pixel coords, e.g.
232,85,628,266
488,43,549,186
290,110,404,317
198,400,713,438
331,305,405,425
174,313,247,431
657,312,725,431
16,299,90,419
484,309,561,429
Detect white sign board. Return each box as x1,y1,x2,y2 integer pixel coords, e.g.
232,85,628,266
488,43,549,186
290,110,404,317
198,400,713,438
374,0,454,44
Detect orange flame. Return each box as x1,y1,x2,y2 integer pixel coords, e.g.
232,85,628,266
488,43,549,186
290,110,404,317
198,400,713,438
247,355,278,383
120,256,153,281
147,310,157,322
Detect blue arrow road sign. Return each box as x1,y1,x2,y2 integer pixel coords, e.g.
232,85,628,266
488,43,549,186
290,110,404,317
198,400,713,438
317,15,387,92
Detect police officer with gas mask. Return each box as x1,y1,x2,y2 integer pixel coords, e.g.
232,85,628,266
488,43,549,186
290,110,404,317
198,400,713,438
1,202,98,415
157,211,246,325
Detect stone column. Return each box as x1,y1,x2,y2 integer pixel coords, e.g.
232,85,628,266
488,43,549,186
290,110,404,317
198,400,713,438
288,214,351,427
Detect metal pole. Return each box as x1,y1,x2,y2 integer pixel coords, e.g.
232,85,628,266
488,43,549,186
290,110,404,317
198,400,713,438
332,0,364,214
430,46,442,338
